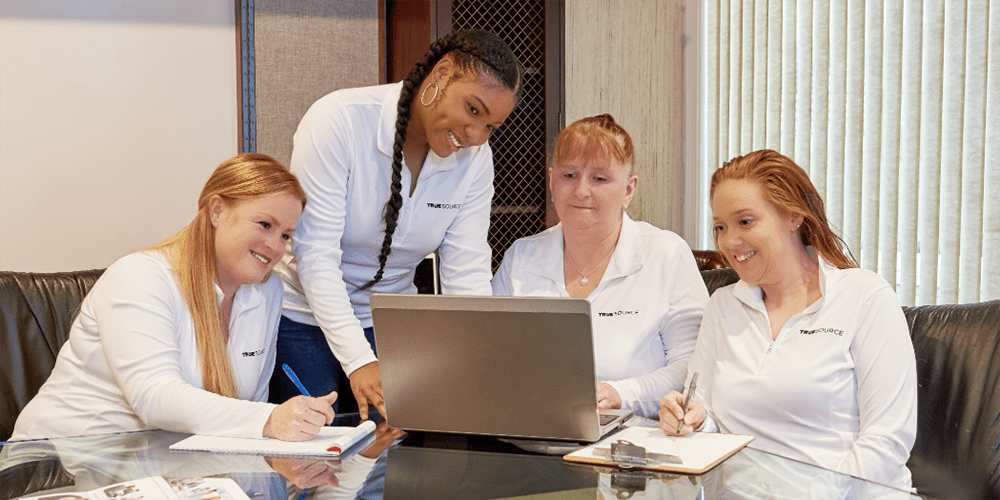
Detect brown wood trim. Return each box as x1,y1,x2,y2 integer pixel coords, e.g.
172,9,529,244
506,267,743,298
433,0,452,39
544,0,564,227
386,0,434,83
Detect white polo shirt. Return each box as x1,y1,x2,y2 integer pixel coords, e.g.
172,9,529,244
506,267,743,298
689,256,917,490
12,252,281,441
276,82,495,375
492,214,709,418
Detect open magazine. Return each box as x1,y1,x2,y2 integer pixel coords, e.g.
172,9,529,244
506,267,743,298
21,476,250,500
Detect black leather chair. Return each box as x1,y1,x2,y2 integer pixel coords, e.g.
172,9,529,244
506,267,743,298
692,249,729,271
904,300,1000,500
0,455,75,500
0,269,104,442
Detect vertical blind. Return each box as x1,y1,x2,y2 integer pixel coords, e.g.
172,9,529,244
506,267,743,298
702,0,999,306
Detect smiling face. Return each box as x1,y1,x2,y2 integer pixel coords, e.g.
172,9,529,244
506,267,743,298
550,155,637,234
417,60,518,158
210,191,302,295
711,179,804,285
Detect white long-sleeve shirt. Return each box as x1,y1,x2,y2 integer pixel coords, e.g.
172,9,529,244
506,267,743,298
12,252,281,441
689,256,917,490
276,82,495,375
492,214,709,418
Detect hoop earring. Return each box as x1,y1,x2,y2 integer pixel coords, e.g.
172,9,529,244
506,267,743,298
420,81,439,106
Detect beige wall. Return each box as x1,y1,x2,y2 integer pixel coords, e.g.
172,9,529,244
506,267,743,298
0,1,238,271
564,0,699,244
0,1,381,272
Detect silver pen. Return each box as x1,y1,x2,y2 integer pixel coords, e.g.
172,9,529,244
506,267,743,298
676,372,699,433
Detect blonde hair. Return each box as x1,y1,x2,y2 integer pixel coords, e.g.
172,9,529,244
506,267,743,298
148,153,305,397
552,114,634,172
711,149,857,270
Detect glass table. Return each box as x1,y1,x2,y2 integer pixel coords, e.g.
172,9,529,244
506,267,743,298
1,415,935,500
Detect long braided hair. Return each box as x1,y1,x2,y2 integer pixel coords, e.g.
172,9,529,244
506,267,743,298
359,29,522,291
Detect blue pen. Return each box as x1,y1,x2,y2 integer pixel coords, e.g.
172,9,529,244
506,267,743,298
282,363,312,397
283,363,313,500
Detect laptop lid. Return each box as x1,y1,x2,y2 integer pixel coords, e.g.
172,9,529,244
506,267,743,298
370,294,619,442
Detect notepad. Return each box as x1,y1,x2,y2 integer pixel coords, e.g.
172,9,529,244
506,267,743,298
169,420,377,457
564,425,754,474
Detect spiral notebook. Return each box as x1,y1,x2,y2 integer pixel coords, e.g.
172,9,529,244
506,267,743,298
169,420,377,457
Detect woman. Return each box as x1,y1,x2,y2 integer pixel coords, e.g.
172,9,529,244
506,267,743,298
271,29,522,419
12,153,337,441
659,149,917,489
492,114,708,419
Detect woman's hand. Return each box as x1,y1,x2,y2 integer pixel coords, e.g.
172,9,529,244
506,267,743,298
659,390,706,437
349,361,386,421
264,456,339,489
263,391,338,441
597,381,623,410
360,420,406,459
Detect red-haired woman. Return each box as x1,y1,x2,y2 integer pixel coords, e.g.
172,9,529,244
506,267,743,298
659,149,917,490
493,114,708,419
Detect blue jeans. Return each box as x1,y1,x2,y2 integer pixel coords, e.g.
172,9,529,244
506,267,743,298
269,316,377,418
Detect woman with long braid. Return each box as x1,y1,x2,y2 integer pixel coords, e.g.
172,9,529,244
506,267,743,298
270,30,522,420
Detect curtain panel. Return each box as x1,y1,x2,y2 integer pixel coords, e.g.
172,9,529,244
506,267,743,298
702,0,999,305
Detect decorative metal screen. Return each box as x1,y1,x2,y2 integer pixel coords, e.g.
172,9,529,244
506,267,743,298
450,0,549,272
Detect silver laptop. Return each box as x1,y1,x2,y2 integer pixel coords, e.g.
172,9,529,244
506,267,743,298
370,294,633,443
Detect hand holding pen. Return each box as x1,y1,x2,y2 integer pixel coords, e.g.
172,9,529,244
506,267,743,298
261,364,339,442
659,373,705,436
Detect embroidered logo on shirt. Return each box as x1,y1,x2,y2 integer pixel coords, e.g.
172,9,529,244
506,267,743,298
426,202,463,209
799,327,844,336
597,310,640,317
242,348,265,357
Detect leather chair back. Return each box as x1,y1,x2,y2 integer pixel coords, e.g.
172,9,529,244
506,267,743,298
0,269,104,441
904,300,1000,500
692,249,728,271
700,267,739,296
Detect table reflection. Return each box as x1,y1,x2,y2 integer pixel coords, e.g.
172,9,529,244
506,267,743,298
1,420,931,500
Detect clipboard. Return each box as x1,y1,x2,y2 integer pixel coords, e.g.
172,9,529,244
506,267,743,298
564,426,754,474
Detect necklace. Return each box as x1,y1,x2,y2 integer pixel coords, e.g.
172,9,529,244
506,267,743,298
565,245,616,286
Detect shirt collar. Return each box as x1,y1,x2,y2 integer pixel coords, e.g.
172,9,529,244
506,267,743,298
731,248,834,313
377,82,404,158
214,278,264,314
523,212,643,285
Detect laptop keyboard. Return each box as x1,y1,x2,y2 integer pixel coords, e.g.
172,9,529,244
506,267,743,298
599,413,619,426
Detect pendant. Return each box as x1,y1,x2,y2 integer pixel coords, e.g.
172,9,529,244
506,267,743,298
580,277,589,286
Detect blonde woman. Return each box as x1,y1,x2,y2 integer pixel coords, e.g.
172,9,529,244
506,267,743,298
13,153,336,441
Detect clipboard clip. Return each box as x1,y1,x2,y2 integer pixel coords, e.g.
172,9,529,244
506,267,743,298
596,439,683,469
609,469,677,499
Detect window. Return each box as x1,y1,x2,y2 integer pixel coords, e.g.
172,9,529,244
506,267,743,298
700,0,998,305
